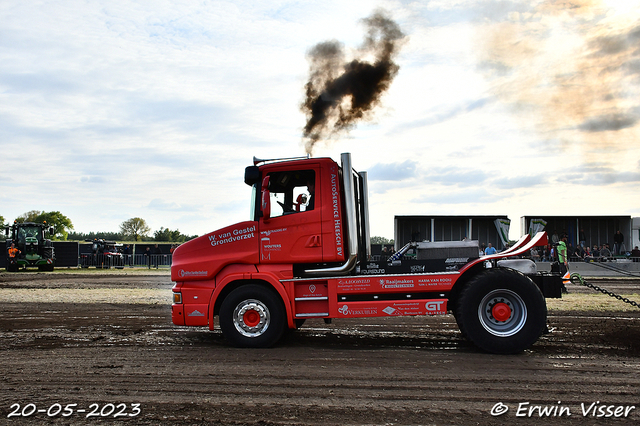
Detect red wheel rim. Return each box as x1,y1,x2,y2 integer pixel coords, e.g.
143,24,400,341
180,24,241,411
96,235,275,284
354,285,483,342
243,309,261,327
491,302,512,322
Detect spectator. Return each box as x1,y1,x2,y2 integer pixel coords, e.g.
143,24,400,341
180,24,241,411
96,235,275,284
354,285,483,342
122,244,132,267
144,246,151,268
557,234,569,293
530,247,540,262
613,230,624,255
631,246,640,262
592,245,600,258
572,245,583,261
484,243,497,256
153,244,162,268
551,230,559,245
579,228,586,248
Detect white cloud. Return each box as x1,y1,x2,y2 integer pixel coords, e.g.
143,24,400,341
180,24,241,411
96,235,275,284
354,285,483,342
1,0,639,241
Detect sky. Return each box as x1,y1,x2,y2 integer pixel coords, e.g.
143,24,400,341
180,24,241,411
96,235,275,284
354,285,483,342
2,0,640,241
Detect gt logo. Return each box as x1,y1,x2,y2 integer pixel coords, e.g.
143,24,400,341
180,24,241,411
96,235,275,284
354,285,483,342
425,301,445,311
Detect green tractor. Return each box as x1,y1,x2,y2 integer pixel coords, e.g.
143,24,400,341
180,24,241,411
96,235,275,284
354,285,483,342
5,222,55,272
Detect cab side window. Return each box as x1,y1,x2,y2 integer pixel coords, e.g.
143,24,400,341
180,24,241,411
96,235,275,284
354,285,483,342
267,170,315,219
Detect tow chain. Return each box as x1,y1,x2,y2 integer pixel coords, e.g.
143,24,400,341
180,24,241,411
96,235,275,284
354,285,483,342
570,273,640,309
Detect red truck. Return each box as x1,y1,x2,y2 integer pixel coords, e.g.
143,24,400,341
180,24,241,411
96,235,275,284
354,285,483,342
171,153,562,354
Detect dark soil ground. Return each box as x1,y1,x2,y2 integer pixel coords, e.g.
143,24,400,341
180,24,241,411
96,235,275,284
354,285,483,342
1,272,639,425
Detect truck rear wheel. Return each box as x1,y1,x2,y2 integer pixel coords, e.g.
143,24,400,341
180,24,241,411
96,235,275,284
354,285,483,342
455,269,547,354
219,284,286,348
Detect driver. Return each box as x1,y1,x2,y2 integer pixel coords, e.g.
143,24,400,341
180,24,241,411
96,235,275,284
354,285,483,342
306,179,315,210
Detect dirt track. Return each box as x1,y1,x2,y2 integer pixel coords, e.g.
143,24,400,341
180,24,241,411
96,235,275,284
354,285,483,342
1,272,639,425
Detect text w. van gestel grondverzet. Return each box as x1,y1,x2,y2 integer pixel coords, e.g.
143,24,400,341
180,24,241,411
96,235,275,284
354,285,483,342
208,226,256,247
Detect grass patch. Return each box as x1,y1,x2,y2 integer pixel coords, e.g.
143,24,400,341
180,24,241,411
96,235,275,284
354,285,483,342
3,267,171,276
0,288,171,304
547,292,640,312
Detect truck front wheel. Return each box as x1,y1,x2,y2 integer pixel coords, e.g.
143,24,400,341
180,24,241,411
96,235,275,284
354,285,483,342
219,284,286,348
455,269,547,354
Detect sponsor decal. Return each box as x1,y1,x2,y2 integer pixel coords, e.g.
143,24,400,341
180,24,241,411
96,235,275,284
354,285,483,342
337,278,373,291
179,269,208,278
209,225,256,247
338,304,378,316
424,300,446,315
263,244,282,250
261,236,283,260
445,257,469,264
379,278,414,289
331,173,343,257
360,268,386,275
425,301,445,312
381,302,424,316
309,284,316,293
188,310,205,317
260,227,287,237
417,277,453,286
338,278,371,285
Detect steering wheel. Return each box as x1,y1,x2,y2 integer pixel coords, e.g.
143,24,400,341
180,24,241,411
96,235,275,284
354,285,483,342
277,201,294,213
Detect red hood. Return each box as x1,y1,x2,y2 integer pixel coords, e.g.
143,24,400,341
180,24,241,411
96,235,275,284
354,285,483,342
171,221,258,282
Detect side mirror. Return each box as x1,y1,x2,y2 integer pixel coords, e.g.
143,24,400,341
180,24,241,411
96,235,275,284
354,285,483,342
261,175,271,222
244,165,260,186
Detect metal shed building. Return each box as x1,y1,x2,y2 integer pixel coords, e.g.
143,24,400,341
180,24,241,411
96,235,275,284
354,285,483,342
394,215,510,250
520,215,632,251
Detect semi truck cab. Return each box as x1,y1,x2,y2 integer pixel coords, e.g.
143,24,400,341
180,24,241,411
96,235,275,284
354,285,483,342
171,153,562,354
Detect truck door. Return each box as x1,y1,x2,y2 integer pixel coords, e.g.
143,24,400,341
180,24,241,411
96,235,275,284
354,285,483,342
258,167,323,264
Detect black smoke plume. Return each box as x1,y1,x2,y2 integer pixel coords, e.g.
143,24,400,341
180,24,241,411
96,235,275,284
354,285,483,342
301,10,405,154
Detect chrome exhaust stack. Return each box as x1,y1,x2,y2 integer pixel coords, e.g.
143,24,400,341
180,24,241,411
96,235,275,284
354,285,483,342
304,152,359,276
359,170,371,260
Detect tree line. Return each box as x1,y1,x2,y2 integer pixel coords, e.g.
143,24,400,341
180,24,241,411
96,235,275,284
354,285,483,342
2,211,392,244
1,211,197,243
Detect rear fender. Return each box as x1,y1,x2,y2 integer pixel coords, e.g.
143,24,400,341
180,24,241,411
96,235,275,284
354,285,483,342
458,232,547,274
448,263,483,312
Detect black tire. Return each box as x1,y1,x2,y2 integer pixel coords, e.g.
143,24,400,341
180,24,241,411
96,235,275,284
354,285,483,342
455,268,547,354
219,284,286,348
